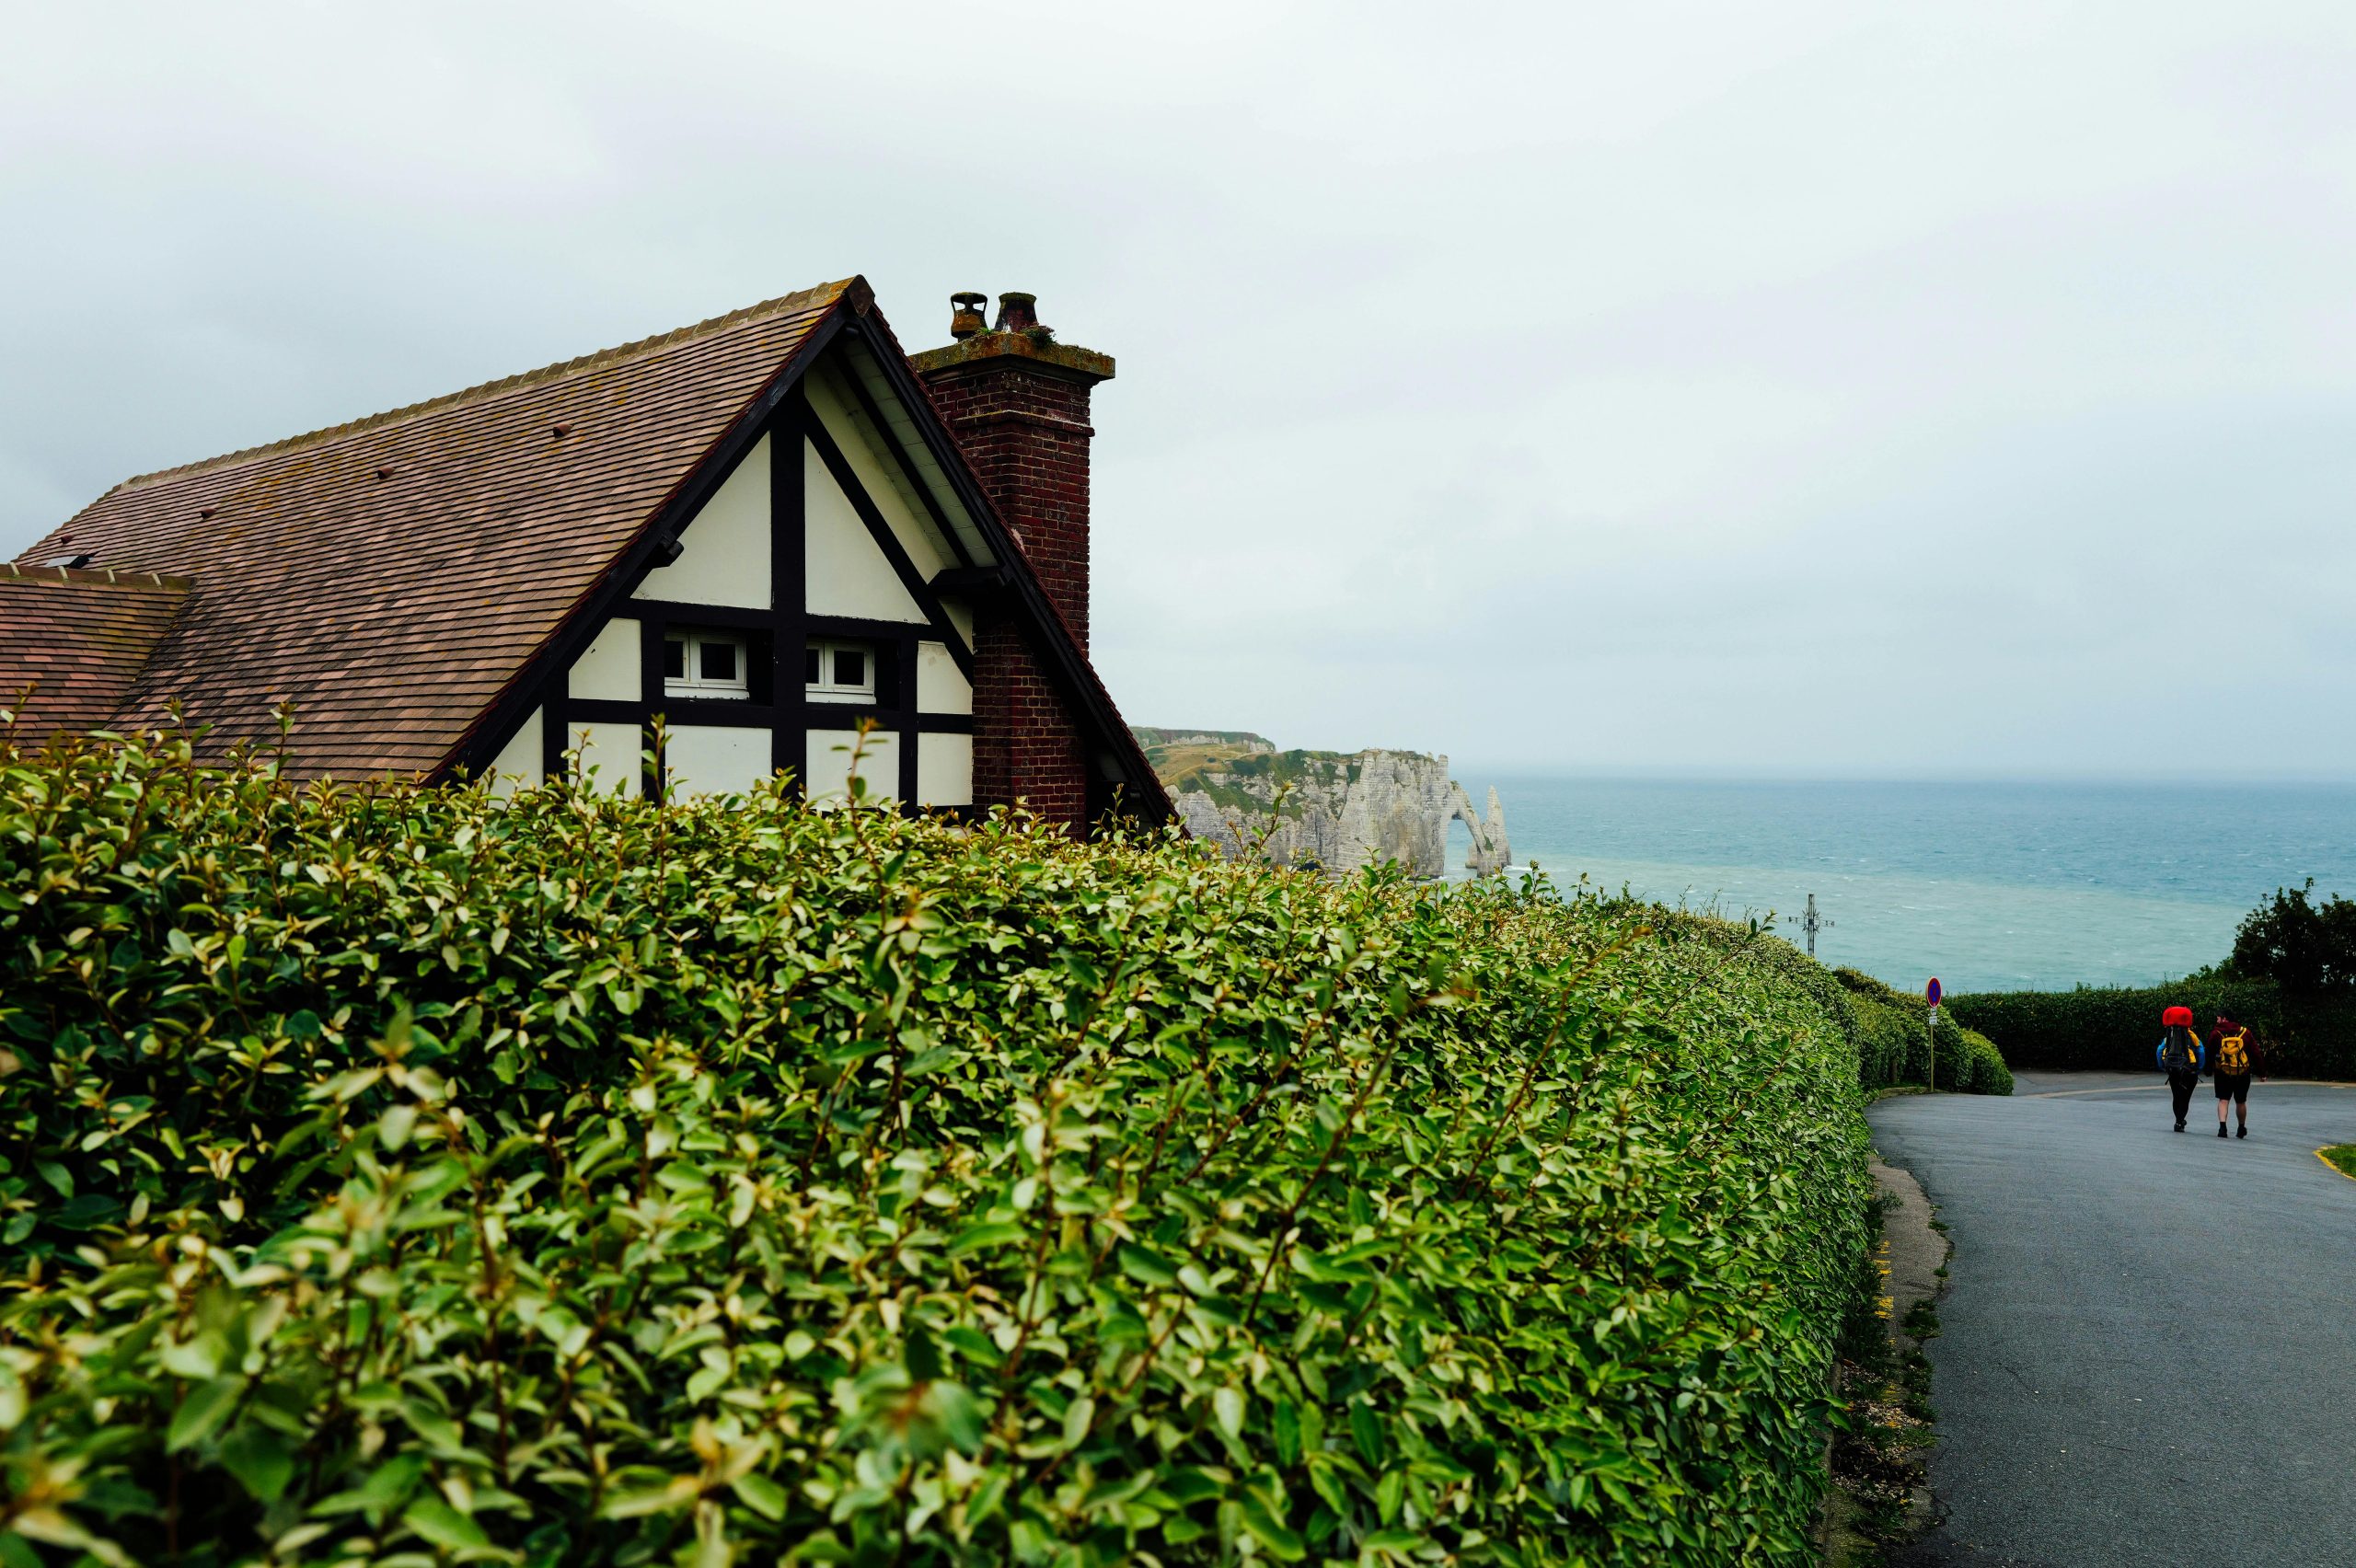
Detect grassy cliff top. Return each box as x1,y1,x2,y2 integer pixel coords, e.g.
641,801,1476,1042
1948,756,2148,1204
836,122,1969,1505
1129,726,1275,750
1135,728,1439,803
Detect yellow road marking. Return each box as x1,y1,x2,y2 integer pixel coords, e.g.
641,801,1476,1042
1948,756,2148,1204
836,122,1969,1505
2019,1079,2356,1100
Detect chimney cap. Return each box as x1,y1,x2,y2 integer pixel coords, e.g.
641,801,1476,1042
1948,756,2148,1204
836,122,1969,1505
910,288,1114,382
949,291,987,340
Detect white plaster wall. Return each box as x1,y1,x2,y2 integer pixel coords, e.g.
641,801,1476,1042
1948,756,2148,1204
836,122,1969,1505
636,435,770,608
917,641,971,715
484,706,541,795
569,617,641,701
918,732,974,808
805,373,958,579
803,727,897,805
571,721,644,797
805,437,926,622
664,726,773,800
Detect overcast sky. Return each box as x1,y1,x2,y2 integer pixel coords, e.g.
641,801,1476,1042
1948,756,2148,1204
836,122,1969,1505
5,2,2352,778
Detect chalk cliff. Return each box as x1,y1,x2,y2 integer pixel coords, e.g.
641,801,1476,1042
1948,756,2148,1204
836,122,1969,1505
1135,729,1510,878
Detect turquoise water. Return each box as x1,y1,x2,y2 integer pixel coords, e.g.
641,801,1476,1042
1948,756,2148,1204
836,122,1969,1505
1470,778,2356,993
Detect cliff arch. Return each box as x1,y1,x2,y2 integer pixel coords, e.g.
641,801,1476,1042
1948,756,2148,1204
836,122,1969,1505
1448,783,1511,875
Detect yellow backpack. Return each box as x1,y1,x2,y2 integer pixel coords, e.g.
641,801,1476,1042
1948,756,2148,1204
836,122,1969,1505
2217,1030,2251,1077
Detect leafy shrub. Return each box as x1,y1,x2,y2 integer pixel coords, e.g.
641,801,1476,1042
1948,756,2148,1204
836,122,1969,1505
2223,880,2356,996
1946,979,2356,1078
0,735,1876,1566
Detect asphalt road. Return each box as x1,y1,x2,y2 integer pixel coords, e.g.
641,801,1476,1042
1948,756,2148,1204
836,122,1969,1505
1870,1075,2356,1568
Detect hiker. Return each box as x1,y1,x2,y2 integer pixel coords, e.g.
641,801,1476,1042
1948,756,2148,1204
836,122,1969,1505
2156,1005,2202,1132
2206,1013,2262,1139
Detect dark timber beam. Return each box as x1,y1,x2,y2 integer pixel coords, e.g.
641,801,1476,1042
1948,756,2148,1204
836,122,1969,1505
895,628,920,805
771,392,808,796
930,564,1012,598
539,665,569,783
626,599,773,631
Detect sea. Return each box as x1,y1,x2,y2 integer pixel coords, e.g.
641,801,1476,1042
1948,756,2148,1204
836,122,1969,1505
1454,778,2356,994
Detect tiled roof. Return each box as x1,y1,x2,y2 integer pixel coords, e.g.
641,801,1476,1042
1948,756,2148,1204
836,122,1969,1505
0,564,191,741
11,280,854,778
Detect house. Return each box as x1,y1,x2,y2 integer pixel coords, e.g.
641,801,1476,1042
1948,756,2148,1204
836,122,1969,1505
1,278,1171,834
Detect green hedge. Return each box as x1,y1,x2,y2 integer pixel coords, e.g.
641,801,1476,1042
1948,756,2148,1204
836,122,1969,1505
1830,970,2013,1097
1946,980,2356,1078
1575,913,2010,1099
0,736,1877,1566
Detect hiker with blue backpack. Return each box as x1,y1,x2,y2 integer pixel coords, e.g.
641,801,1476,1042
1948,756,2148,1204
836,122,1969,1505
2206,1013,2262,1139
2156,1005,2203,1132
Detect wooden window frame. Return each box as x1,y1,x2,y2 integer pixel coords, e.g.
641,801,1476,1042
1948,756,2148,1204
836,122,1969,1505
664,628,752,700
805,637,877,702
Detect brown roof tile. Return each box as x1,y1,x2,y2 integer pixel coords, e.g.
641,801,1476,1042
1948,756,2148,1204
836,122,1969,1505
13,280,852,778
0,564,192,740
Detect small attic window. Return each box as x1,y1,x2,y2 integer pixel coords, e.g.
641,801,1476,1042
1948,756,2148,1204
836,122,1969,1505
44,553,93,569
663,629,748,698
805,639,874,700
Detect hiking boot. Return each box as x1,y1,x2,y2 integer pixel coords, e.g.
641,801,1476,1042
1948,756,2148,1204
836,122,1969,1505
2175,1120,2186,1132
2218,1124,2228,1137
2237,1124,2248,1138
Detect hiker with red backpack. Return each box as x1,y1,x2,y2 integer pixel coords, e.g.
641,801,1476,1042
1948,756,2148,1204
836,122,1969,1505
2206,1013,2262,1138
2155,1005,2203,1132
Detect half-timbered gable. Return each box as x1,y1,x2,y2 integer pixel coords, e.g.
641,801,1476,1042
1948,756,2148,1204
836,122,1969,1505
3,277,1170,835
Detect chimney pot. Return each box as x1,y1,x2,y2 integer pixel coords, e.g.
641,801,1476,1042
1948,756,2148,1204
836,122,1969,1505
995,292,1040,334
949,292,987,340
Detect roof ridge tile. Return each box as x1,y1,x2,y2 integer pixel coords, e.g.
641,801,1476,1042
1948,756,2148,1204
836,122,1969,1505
114,278,857,493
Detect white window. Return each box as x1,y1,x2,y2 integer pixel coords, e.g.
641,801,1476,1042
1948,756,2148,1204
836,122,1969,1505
805,639,875,700
663,629,749,698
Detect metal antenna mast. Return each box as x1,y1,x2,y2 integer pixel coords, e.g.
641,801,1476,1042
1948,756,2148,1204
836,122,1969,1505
1795,894,1833,959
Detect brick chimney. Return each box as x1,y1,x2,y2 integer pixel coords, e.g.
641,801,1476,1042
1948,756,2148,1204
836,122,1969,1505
910,292,1116,833
909,291,1114,648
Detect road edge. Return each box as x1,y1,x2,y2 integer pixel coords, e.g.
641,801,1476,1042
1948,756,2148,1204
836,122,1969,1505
1871,1154,1947,1353
1822,1146,1949,1563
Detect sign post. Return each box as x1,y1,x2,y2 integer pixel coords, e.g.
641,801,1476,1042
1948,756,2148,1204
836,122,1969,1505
1925,978,1943,1092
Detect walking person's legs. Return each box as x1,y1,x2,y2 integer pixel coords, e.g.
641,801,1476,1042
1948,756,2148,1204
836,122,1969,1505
2169,1070,2194,1129
2215,1074,2231,1135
